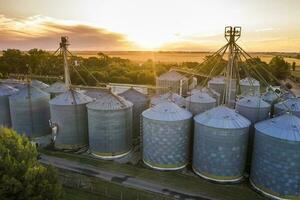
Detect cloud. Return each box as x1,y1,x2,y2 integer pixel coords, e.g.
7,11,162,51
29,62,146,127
0,15,137,50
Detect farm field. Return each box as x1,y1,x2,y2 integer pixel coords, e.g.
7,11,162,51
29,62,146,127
74,51,300,66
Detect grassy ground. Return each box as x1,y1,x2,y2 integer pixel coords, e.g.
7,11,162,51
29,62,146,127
62,187,115,200
41,149,267,200
291,70,300,78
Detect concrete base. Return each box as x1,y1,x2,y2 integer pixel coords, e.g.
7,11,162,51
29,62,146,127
143,159,187,171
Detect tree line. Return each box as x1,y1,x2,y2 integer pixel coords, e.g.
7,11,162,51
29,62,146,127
0,49,292,86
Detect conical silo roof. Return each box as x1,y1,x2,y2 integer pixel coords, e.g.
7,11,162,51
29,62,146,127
49,89,92,105
185,92,216,103
9,85,49,101
31,80,49,90
44,81,67,94
151,92,185,107
255,113,300,141
275,97,300,113
194,106,251,129
142,101,192,121
236,96,270,108
262,91,279,103
239,77,260,86
87,92,132,110
83,88,109,99
157,70,188,81
0,84,18,96
120,87,148,102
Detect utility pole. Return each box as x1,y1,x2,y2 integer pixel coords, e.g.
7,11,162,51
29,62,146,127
224,26,241,106
59,36,71,89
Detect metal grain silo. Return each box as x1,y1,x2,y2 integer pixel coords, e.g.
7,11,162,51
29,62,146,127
150,92,185,108
156,70,188,95
2,79,26,90
274,97,300,118
0,84,18,127
193,106,251,182
142,102,192,170
9,85,51,137
262,90,279,105
49,89,92,150
239,77,260,96
31,80,49,90
208,76,225,98
45,81,67,98
185,92,216,115
250,114,300,199
87,92,133,159
120,88,149,140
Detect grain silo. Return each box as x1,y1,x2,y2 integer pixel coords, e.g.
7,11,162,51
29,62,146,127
156,70,188,95
87,92,133,159
49,89,92,150
120,87,149,140
9,85,51,137
239,77,260,96
274,97,300,118
0,84,18,127
2,79,26,90
185,92,216,115
31,80,49,90
45,81,67,98
150,92,185,108
193,106,251,182
142,101,192,170
208,76,225,98
262,90,279,105
250,114,300,199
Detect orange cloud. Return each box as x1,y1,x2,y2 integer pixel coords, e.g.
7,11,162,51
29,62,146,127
0,15,137,50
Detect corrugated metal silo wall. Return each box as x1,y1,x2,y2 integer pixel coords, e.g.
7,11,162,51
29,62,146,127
50,104,89,149
235,105,270,171
132,101,149,139
186,102,216,115
274,106,300,118
250,131,300,198
9,95,51,137
240,85,260,96
193,124,249,180
208,83,224,101
88,107,132,157
0,95,12,127
143,118,191,169
156,79,180,95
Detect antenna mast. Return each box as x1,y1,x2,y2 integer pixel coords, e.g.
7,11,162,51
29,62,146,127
224,26,241,106
59,36,71,89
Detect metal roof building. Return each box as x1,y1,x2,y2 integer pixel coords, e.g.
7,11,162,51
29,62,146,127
156,70,188,95
120,87,149,140
9,85,51,137
142,101,192,170
0,84,18,127
49,89,92,150
87,92,133,159
193,106,251,182
251,114,300,199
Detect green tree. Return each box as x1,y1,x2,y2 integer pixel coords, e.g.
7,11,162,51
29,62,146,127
292,62,296,71
0,128,62,200
269,56,291,80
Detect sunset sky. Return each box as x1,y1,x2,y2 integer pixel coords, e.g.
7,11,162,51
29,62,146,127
0,0,299,52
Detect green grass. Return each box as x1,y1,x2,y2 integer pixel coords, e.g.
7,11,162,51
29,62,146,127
62,187,115,200
291,70,300,78
40,149,267,200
